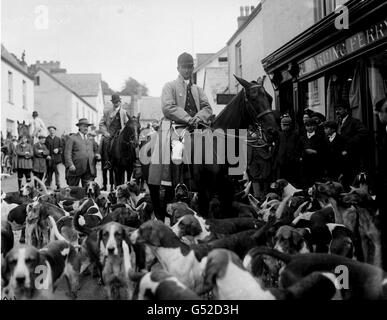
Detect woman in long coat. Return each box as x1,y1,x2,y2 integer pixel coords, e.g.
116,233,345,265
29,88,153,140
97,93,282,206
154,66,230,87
16,135,33,192
33,135,50,184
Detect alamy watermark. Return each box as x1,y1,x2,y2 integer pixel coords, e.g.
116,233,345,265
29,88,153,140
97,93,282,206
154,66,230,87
139,129,248,176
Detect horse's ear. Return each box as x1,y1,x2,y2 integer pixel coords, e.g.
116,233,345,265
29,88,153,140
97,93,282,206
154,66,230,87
137,113,141,121
17,121,20,125
234,75,251,89
23,121,25,125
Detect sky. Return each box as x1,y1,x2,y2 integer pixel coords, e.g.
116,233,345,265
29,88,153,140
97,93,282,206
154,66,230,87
1,0,257,96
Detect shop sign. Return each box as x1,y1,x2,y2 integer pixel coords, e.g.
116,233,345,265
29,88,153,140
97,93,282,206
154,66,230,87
299,19,387,77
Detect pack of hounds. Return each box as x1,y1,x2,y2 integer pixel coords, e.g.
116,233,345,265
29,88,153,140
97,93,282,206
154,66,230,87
1,172,386,300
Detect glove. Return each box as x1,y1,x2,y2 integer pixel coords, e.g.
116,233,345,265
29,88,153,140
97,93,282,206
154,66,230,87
188,116,201,129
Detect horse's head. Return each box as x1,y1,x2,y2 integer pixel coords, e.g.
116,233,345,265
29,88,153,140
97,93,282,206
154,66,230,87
17,121,31,140
123,113,141,146
234,75,278,139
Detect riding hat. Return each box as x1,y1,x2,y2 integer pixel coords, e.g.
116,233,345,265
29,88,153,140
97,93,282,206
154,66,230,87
32,111,38,117
177,52,194,67
47,126,57,130
111,94,121,103
75,118,92,127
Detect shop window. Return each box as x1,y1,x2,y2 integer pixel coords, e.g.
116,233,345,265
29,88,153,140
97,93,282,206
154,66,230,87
302,76,326,116
368,51,387,109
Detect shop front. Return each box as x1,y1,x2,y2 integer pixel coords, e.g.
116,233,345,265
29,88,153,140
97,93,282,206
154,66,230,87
262,0,387,185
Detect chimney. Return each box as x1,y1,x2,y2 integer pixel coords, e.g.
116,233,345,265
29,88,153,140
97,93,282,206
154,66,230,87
251,6,255,12
237,6,249,29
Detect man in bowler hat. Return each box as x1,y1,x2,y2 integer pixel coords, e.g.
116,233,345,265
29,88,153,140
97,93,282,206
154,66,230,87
65,118,100,187
99,93,130,189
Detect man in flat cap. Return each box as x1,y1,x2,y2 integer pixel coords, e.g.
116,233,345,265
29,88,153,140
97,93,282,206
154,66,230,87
147,52,213,220
99,93,130,189
273,114,302,186
45,125,63,190
322,120,346,181
65,118,100,187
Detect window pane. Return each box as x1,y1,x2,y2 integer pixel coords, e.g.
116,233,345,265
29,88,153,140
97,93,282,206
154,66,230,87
23,80,27,109
8,71,13,103
368,51,387,108
303,77,326,115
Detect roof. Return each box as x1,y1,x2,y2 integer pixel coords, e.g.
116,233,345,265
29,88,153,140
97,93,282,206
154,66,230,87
36,67,97,111
1,44,34,80
138,96,163,121
53,73,102,97
226,2,262,45
194,47,228,73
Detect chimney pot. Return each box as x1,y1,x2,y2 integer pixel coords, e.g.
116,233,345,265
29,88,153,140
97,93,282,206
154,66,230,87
251,6,255,12
245,6,250,16
240,6,244,16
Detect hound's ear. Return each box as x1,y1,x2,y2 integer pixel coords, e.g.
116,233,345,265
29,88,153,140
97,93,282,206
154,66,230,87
1,255,12,287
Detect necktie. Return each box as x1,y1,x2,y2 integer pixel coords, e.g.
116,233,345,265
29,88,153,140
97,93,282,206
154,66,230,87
338,119,343,134
185,82,198,117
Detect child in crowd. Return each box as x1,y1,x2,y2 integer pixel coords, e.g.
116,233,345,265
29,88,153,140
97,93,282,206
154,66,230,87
16,135,33,192
300,118,327,187
33,134,50,186
323,120,346,182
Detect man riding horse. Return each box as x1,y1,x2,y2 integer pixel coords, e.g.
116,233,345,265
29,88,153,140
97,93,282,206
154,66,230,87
99,93,130,188
147,52,213,221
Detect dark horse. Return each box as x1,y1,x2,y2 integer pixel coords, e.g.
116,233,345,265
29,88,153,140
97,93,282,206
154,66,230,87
148,75,279,219
110,114,140,186
17,121,32,143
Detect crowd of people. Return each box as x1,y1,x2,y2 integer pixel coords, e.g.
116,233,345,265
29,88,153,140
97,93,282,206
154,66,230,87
0,111,102,193
247,103,370,199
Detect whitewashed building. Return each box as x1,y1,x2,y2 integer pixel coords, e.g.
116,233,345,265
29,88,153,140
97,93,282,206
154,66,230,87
33,68,98,135
193,47,229,115
54,73,104,125
1,44,34,138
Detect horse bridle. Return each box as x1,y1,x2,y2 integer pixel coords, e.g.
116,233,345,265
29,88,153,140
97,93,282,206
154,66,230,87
243,87,274,148
243,86,273,125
